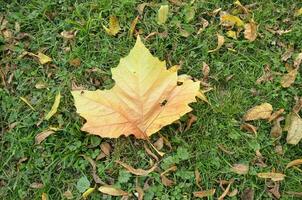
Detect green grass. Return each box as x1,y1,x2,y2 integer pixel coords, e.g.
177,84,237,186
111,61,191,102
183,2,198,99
1,0,302,199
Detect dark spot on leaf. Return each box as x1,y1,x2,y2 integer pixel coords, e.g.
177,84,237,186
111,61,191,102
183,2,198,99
160,99,168,106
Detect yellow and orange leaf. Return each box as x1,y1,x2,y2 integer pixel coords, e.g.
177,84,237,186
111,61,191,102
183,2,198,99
72,36,200,139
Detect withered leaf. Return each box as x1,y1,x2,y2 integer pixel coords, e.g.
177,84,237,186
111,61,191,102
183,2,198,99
220,14,244,27
61,30,76,39
161,175,174,187
257,172,285,181
231,164,249,175
270,118,283,138
281,46,294,62
218,180,233,200
45,91,61,120
153,137,164,151
241,123,257,136
129,16,139,37
286,159,302,169
116,160,157,176
30,182,44,189
158,5,169,25
195,169,202,189
208,34,224,53
285,112,302,145
135,186,144,200
98,185,128,196
244,21,257,41
103,16,120,36
69,58,81,67
243,103,273,121
281,68,298,88
268,109,284,122
35,130,55,144
294,52,302,68
241,188,254,200
193,189,216,198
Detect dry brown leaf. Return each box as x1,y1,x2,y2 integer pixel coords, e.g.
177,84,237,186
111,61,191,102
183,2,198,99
69,58,81,67
129,16,139,37
285,112,302,145
63,190,73,199
161,165,177,176
153,137,164,151
281,68,298,88
193,189,216,198
195,169,202,189
270,118,283,138
60,30,76,39
100,142,111,156
244,20,257,41
218,144,235,155
234,0,249,14
103,16,120,36
30,182,44,189
143,144,159,161
202,62,210,82
241,188,254,200
168,0,183,6
208,34,224,53
243,103,273,121
72,36,200,139
240,123,257,136
159,133,172,150
293,97,302,113
256,65,274,84
135,186,144,200
98,185,128,196
268,109,284,122
116,160,157,176
286,159,302,169
80,154,105,184
228,188,238,197
268,182,281,199
294,52,302,68
137,3,149,15
184,114,197,131
35,130,55,144
197,18,209,35
281,46,294,61
285,191,302,197
257,172,285,181
218,179,233,200
158,5,169,25
161,175,174,187
231,164,249,175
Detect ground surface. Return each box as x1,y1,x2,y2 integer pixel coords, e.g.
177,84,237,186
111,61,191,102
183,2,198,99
1,0,302,199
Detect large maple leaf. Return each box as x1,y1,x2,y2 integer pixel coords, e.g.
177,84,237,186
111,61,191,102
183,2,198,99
72,36,200,139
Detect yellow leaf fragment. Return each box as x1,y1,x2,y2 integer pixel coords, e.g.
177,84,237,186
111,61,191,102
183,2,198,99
286,112,302,145
243,103,273,121
193,189,216,198
103,16,120,36
218,180,233,200
281,68,298,88
268,108,284,122
60,30,76,39
294,52,302,68
240,123,257,136
221,14,244,27
82,187,95,199
286,159,302,169
208,34,224,53
45,91,61,120
135,186,144,200
231,164,249,175
37,52,52,65
116,160,157,176
244,21,257,41
72,36,200,139
98,185,128,196
294,8,302,17
234,0,249,14
158,5,169,25
41,193,47,200
20,96,35,111
63,190,73,199
226,30,237,39
257,172,285,181
35,130,55,144
129,16,139,37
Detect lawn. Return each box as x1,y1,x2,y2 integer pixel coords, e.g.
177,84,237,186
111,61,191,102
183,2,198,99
1,0,302,199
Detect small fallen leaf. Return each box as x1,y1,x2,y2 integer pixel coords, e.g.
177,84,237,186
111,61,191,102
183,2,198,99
241,123,257,136
20,96,35,111
195,169,202,189
161,165,177,176
100,142,111,156
281,46,294,61
243,103,273,121
202,62,210,82
45,91,61,120
116,160,157,176
293,52,302,68
35,82,47,89
82,187,95,199
193,189,216,198
98,185,128,196
241,188,254,200
60,30,76,39
226,30,237,39
285,191,302,197
268,109,284,122
63,190,73,199
30,182,44,189
144,144,159,161
184,114,197,131
129,16,139,37
197,18,209,34
256,64,274,84
220,14,244,27
153,137,164,151
294,8,302,16
234,0,249,14
244,20,257,41
257,172,285,181
135,186,144,200
161,175,174,187
286,159,302,169
137,3,149,15
15,22,20,33
208,33,224,53
35,130,55,144
270,118,283,138
41,193,47,200
231,164,249,175
218,144,235,155
281,68,298,88
179,28,190,37
218,180,233,200
286,112,302,145
69,58,81,67
158,5,169,25
37,52,52,65
80,154,104,184
103,16,120,36
268,182,281,199
228,188,238,197
293,97,302,113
